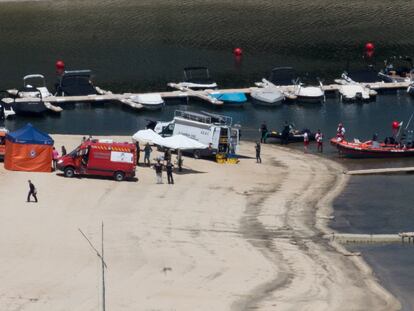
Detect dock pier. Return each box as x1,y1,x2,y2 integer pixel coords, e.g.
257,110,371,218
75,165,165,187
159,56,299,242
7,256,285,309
327,232,414,244
3,80,410,112
346,167,414,175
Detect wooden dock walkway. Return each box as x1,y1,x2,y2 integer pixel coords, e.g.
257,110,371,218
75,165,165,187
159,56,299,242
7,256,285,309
327,232,414,244
346,167,414,175
3,80,410,112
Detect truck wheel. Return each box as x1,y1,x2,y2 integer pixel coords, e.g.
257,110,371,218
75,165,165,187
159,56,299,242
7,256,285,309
193,150,200,159
114,171,125,182
64,167,75,178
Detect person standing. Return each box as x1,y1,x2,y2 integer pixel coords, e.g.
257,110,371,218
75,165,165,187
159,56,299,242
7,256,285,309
304,131,309,153
27,180,38,203
144,143,152,166
336,123,346,141
282,121,290,145
260,122,268,143
315,129,323,153
177,150,183,172
166,160,174,184
52,147,60,171
135,141,140,166
153,159,163,184
255,142,262,163
61,145,67,156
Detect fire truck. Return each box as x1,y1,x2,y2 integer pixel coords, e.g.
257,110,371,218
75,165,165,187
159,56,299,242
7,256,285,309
0,128,8,160
57,139,136,181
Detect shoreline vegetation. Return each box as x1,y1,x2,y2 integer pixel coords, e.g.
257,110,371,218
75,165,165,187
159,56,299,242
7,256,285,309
0,135,400,310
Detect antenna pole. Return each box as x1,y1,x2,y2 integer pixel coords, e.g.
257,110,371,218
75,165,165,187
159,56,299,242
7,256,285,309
102,222,106,311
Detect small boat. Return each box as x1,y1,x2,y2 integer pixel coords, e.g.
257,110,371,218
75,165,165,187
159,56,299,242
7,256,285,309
250,88,284,106
55,70,99,96
130,94,164,110
179,67,218,90
379,56,413,83
7,74,52,99
208,92,247,107
267,124,315,143
407,70,414,97
335,68,379,101
330,138,414,158
268,67,324,103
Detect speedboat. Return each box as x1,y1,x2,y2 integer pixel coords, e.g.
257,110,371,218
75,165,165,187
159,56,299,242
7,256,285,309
179,67,218,90
330,138,414,158
250,87,284,106
7,74,52,99
3,75,51,116
55,70,100,96
379,56,413,83
407,70,414,97
267,124,315,143
130,94,164,110
208,92,247,107
266,67,325,103
335,68,379,101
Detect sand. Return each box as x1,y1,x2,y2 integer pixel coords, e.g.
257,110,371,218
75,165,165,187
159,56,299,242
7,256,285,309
0,135,401,310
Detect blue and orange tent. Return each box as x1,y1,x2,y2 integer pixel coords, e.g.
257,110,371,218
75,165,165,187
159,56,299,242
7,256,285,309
4,124,54,172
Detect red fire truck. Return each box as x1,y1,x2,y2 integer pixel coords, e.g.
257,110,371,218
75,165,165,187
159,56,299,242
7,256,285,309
57,139,137,181
0,128,8,160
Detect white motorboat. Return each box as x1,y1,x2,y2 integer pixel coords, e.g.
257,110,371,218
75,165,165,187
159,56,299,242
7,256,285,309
263,67,325,103
179,67,218,90
130,94,164,110
250,87,284,106
8,74,52,99
335,70,378,102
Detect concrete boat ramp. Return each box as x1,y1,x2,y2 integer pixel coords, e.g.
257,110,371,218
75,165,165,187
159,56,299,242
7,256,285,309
4,80,410,112
346,167,414,175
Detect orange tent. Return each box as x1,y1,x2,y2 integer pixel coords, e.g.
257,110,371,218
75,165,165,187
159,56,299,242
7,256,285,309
4,124,54,172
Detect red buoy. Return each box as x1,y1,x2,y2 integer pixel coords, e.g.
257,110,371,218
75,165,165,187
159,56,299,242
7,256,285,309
233,47,243,56
392,121,400,129
365,42,375,52
55,60,65,70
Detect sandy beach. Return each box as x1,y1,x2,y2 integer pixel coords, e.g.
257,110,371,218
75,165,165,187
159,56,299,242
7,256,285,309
0,135,401,310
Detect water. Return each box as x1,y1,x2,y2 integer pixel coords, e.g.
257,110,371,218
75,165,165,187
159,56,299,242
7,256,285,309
2,0,414,308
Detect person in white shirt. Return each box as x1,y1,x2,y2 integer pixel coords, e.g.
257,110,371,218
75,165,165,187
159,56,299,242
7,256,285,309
315,129,323,152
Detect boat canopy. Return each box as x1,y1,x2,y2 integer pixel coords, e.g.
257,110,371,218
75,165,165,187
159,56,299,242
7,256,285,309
183,67,214,84
269,67,297,85
56,70,97,96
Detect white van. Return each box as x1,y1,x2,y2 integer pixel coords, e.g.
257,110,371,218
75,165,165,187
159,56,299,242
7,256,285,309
151,110,240,157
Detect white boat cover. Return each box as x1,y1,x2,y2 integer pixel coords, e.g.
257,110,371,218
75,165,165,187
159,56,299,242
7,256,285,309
161,134,207,150
132,129,165,145
251,88,284,103
131,94,164,105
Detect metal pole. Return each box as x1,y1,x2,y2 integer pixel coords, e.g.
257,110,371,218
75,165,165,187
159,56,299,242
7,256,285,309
102,222,106,311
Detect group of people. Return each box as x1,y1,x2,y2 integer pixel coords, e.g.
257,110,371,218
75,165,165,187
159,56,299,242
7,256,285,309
52,145,67,171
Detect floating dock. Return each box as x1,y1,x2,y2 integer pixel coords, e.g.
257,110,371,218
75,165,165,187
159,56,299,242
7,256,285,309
327,232,414,244
3,80,410,112
346,167,414,175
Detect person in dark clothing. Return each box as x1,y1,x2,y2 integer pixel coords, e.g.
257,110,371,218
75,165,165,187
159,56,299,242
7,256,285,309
164,148,171,163
260,122,268,143
27,180,38,203
61,146,67,156
135,141,140,165
281,122,290,145
255,142,261,163
144,143,152,166
153,159,163,184
166,160,174,184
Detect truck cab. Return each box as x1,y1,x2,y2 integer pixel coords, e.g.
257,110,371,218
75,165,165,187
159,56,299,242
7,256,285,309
0,128,8,160
57,140,136,181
